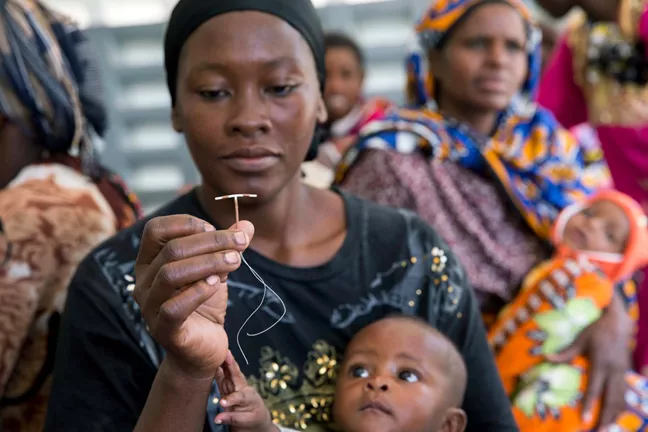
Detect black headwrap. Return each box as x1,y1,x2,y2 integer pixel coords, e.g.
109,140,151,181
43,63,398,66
164,0,326,160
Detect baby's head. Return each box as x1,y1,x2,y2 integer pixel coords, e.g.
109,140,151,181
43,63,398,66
333,315,467,432
554,190,648,281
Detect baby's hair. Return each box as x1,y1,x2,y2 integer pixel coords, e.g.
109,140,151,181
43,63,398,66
324,31,365,71
365,313,468,406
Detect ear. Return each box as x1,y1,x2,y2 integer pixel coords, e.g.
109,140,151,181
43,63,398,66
427,50,443,81
441,408,467,432
316,95,328,124
171,105,183,133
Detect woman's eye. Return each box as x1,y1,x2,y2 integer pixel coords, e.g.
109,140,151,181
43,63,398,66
199,90,228,101
350,366,369,379
398,370,420,383
266,85,297,97
465,38,487,49
506,41,524,52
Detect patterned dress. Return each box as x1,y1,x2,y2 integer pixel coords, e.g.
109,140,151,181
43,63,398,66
0,160,139,431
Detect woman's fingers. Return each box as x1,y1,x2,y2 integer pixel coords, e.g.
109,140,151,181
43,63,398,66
144,251,239,315
135,215,214,294
581,354,606,423
146,228,249,286
137,215,211,268
546,328,588,363
146,279,221,339
598,369,628,427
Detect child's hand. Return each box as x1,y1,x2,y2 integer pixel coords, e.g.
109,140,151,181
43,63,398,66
214,351,278,432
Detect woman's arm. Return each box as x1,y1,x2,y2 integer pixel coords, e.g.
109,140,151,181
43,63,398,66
536,0,619,21
134,357,214,432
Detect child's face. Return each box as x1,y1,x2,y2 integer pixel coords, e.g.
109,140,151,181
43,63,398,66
333,319,466,432
563,200,630,254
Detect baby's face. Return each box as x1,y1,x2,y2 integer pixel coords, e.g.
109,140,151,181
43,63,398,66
563,200,630,254
333,319,465,432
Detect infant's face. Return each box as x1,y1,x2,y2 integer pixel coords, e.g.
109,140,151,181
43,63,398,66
563,200,630,254
333,319,463,432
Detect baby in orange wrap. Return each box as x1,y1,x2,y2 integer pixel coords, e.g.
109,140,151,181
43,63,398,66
488,190,648,431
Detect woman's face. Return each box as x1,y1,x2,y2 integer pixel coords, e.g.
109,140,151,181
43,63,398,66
324,47,364,122
430,3,528,114
172,11,326,201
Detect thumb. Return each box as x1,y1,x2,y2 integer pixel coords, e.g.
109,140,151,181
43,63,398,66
546,331,587,363
228,220,255,245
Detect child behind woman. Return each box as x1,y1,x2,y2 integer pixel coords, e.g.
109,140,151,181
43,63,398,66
488,190,648,431
213,315,468,432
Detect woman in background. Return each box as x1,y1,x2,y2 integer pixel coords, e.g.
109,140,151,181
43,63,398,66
302,32,391,188
336,0,647,429
535,0,648,374
0,1,140,430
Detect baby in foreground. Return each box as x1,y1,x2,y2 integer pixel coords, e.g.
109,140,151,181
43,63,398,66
214,315,468,432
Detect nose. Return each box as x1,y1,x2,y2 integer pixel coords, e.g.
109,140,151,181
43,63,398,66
225,89,271,138
325,72,347,95
365,377,389,392
587,216,605,233
486,41,508,67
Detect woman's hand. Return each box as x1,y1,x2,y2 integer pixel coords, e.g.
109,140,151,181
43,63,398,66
536,0,619,21
214,351,278,432
133,215,254,380
548,292,632,427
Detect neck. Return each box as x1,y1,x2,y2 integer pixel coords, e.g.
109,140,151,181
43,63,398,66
437,95,499,136
0,123,43,189
197,174,312,245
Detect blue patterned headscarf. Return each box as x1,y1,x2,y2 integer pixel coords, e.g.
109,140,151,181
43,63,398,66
405,0,543,109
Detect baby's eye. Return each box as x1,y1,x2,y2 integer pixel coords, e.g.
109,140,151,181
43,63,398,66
398,370,420,383
350,366,369,379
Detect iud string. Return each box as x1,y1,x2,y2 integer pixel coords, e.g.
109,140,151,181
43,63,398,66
214,194,287,365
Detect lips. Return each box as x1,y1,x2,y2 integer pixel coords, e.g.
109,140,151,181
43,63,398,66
223,147,280,159
359,400,393,416
220,146,281,173
476,76,509,93
326,94,349,111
